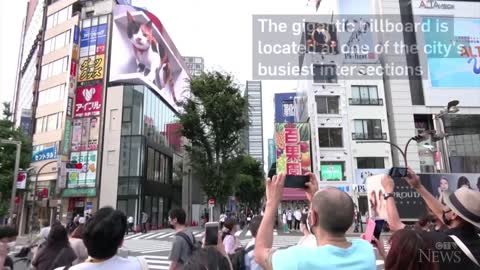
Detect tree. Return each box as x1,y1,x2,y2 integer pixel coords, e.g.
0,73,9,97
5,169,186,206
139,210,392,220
0,102,32,216
179,72,249,207
232,155,265,211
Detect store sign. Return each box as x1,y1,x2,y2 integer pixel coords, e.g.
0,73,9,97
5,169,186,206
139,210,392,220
62,188,96,197
80,23,108,57
17,171,27,189
68,151,97,188
32,143,58,162
78,55,105,82
70,117,99,151
63,120,72,155
419,0,454,9
74,84,103,117
321,164,343,181
66,97,73,117
275,123,312,176
73,25,80,44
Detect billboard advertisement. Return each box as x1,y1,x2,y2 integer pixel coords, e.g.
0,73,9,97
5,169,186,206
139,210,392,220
110,5,189,112
366,173,480,219
32,143,58,162
275,123,311,176
71,117,99,151
68,151,97,188
74,84,103,117
274,93,296,123
337,0,377,63
320,163,344,181
305,22,339,54
423,17,480,89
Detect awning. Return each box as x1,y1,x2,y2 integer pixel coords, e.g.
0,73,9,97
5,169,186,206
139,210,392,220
282,188,307,201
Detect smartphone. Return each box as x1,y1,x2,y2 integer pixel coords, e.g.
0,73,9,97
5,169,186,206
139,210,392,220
204,222,219,245
268,163,276,179
373,219,386,241
364,218,376,243
285,175,309,189
389,167,407,178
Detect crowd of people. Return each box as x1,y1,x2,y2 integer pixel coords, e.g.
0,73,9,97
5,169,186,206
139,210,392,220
0,167,478,270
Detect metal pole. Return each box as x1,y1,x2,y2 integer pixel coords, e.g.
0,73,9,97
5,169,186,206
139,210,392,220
9,142,21,225
438,118,451,173
28,160,57,239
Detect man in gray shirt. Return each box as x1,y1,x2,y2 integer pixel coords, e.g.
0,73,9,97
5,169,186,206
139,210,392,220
168,208,195,270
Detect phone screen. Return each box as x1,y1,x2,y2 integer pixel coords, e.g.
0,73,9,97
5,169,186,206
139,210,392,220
364,218,376,243
389,167,407,178
373,219,385,241
205,222,219,245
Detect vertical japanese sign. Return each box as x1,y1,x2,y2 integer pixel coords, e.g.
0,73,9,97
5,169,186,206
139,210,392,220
63,119,72,155
275,123,311,175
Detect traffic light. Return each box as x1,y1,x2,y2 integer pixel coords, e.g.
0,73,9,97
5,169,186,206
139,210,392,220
66,161,83,170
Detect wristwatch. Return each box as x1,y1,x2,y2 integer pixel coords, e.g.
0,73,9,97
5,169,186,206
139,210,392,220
383,192,394,200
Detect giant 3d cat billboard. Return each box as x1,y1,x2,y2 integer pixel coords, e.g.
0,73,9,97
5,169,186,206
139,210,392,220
110,5,189,112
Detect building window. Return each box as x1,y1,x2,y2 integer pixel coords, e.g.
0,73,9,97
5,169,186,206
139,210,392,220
38,84,66,106
35,112,63,133
350,86,382,105
357,157,385,169
318,128,343,148
46,5,72,30
316,96,339,114
353,119,385,140
313,64,337,83
44,30,71,55
40,56,69,80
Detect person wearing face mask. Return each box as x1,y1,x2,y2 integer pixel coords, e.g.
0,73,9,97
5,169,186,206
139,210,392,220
0,226,18,270
381,170,480,270
168,208,198,270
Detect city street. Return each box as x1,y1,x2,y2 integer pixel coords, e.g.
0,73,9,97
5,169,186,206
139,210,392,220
121,227,387,270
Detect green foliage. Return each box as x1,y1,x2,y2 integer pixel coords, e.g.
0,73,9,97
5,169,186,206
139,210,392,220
232,155,265,210
0,102,33,216
179,72,249,206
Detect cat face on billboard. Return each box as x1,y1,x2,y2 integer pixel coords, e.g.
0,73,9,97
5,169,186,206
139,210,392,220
127,11,154,51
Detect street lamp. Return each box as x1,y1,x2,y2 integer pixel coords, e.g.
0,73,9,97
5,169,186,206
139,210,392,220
433,100,460,172
355,130,437,168
0,139,22,225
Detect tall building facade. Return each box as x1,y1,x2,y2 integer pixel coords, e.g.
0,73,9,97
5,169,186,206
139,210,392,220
15,0,191,233
245,81,264,163
375,0,480,174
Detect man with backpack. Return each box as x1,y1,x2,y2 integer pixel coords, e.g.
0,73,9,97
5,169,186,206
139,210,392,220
168,208,198,270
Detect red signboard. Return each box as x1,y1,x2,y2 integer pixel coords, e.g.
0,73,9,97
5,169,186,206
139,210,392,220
75,84,103,117
208,199,215,206
284,128,299,144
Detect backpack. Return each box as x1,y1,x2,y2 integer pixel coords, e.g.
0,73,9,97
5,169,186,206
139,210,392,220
228,245,255,270
176,231,202,262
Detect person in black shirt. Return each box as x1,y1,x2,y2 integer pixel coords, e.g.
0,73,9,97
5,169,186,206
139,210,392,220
381,169,480,270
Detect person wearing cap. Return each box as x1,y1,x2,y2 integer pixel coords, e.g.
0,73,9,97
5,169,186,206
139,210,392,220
381,168,480,270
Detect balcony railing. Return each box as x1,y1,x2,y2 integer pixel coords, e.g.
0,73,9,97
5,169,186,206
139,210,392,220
352,132,387,141
349,98,384,105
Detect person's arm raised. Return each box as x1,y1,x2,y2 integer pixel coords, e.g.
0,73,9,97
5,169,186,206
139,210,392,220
254,174,285,270
381,175,405,232
404,167,445,223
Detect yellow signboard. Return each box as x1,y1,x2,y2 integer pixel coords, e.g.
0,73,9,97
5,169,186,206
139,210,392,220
78,55,104,82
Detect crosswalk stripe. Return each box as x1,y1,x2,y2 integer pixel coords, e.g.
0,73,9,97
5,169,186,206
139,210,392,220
159,232,175,239
144,232,168,240
128,232,157,240
139,255,171,270
246,231,252,237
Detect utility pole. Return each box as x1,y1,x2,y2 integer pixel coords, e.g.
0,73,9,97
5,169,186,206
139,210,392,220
0,139,22,225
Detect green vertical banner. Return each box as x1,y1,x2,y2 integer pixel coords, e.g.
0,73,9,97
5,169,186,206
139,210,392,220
63,119,72,155
268,139,276,169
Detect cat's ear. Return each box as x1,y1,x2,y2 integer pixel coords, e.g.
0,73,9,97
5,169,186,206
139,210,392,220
145,21,153,29
127,11,134,22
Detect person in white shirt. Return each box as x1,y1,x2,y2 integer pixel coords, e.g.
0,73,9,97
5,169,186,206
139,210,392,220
66,207,146,270
245,216,264,270
127,216,134,234
282,211,288,233
293,208,302,231
286,209,293,230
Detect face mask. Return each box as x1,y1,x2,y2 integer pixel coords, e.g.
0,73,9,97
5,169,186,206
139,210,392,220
7,241,16,249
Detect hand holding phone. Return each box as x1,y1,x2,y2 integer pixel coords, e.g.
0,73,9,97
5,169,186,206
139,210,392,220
364,218,385,243
204,222,219,246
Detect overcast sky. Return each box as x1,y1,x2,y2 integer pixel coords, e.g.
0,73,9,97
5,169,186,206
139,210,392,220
0,0,336,171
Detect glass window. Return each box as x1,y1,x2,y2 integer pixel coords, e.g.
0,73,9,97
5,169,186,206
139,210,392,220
57,7,68,25
132,88,143,136
351,86,380,105
47,114,57,131
147,148,154,181
159,154,165,183
154,151,160,181
316,96,339,114
313,65,337,83
158,197,164,227
46,15,54,29
144,196,152,220
127,198,137,223
357,157,385,169
128,178,139,195
318,128,343,148
129,136,143,176
354,120,383,140
119,137,131,176
118,178,128,195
